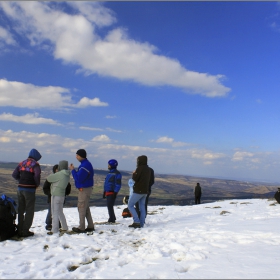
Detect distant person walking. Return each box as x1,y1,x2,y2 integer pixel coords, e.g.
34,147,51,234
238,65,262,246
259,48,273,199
194,183,202,204
46,160,71,234
103,159,122,223
70,149,95,233
128,155,152,228
12,148,42,237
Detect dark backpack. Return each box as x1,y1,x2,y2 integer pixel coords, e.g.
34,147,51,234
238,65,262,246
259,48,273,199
122,207,132,218
0,194,18,241
274,191,280,204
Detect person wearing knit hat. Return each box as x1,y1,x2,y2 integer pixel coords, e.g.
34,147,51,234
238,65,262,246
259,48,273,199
76,149,87,159
70,149,95,233
12,148,42,238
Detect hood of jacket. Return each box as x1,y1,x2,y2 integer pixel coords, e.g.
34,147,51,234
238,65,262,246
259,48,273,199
58,160,68,171
137,155,148,167
28,149,42,161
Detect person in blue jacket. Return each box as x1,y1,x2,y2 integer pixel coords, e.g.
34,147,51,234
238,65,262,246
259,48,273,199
103,159,122,223
69,149,95,233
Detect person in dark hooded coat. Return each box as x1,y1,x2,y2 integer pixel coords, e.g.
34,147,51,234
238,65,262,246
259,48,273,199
12,148,42,237
127,155,151,228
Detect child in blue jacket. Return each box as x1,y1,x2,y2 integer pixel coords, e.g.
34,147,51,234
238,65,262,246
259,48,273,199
103,159,122,223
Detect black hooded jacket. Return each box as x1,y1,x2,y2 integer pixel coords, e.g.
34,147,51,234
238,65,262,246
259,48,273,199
132,155,151,194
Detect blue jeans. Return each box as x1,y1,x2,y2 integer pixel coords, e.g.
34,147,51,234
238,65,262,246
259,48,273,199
128,193,147,227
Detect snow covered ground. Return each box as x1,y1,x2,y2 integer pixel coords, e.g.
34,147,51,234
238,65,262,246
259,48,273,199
1,198,280,279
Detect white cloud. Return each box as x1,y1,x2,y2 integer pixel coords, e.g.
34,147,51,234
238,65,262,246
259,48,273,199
154,136,190,147
68,2,116,27
0,79,108,109
232,151,254,161
106,127,122,133
76,97,108,107
0,112,61,125
80,126,122,133
0,2,230,97
92,134,110,142
0,26,16,46
106,115,117,119
80,126,104,131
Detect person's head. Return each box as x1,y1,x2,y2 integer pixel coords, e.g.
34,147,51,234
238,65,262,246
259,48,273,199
108,159,118,170
52,164,59,173
137,155,148,167
197,183,200,186
58,160,68,171
76,149,87,162
28,148,42,161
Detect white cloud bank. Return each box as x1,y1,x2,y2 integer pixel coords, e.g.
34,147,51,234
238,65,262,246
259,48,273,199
1,129,278,181
0,112,61,125
0,1,231,97
0,79,108,109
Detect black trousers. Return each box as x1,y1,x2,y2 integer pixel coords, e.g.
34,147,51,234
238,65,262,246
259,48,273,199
17,190,36,234
195,196,201,204
106,195,116,222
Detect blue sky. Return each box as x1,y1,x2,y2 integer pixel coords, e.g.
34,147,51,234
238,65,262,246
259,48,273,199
1,1,280,182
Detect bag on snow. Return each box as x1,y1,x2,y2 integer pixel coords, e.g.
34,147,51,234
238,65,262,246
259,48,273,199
0,194,18,241
122,207,132,218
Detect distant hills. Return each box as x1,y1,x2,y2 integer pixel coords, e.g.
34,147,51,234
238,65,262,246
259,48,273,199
0,162,279,211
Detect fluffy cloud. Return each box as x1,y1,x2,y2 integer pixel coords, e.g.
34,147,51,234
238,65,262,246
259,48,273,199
92,134,110,142
232,151,254,161
0,2,230,97
76,97,108,107
154,136,191,147
0,79,108,109
0,112,60,125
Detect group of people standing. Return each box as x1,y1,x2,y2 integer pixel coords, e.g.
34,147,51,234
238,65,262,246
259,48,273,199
11,148,155,238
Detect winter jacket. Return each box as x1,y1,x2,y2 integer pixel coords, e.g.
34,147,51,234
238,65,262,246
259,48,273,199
12,155,41,190
43,179,71,203
71,158,94,189
47,160,71,197
132,155,151,194
104,169,122,195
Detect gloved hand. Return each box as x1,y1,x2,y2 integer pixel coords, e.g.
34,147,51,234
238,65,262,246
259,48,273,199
103,191,106,199
114,192,118,199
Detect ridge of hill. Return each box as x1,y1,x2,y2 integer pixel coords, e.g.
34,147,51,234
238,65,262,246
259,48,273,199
0,162,279,211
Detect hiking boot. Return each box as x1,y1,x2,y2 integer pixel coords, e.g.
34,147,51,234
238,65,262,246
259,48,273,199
21,231,34,237
128,223,141,228
47,232,53,235
85,227,95,232
72,227,86,233
45,225,52,231
59,228,68,233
